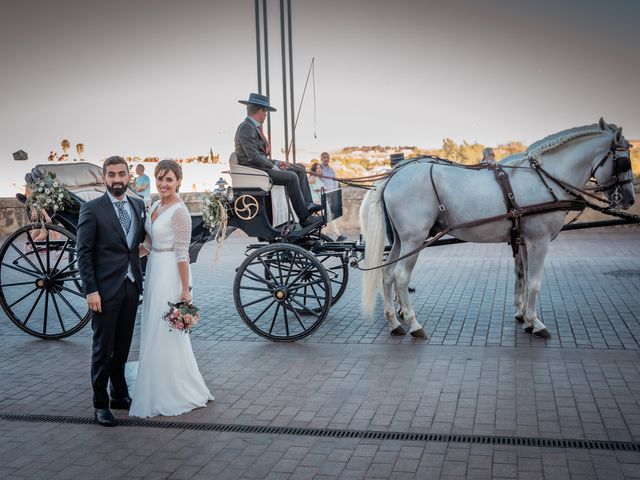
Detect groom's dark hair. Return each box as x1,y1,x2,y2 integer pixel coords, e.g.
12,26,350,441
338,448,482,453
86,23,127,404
103,156,129,175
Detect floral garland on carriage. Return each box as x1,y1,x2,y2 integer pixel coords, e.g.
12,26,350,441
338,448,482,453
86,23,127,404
25,171,73,223
200,190,229,261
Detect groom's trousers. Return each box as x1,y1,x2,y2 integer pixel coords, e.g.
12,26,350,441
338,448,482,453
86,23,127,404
91,278,138,409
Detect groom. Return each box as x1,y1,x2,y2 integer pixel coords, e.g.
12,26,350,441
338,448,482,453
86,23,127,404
77,156,146,426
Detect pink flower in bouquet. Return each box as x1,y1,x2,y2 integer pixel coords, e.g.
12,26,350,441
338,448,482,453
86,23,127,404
176,322,184,331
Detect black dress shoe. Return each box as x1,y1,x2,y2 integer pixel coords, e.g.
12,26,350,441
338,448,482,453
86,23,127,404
307,203,322,213
110,396,132,410
94,408,117,427
408,286,416,293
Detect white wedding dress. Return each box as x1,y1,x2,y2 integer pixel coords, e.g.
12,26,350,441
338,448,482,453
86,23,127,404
128,201,214,418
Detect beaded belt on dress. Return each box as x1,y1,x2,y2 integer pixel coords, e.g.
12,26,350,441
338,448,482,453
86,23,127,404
152,247,174,253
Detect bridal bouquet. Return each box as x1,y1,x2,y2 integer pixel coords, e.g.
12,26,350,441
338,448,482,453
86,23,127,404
164,301,200,334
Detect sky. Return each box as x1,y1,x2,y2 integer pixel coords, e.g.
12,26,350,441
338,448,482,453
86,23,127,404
1,0,639,174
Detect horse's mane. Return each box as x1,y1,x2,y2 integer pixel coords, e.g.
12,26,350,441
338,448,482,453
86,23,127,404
500,123,609,167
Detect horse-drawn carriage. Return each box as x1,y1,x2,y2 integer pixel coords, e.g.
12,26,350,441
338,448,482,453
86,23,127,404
1,119,637,342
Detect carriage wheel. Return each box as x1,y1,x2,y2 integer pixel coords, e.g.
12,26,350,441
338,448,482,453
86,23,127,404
233,243,332,341
0,223,90,339
293,233,349,312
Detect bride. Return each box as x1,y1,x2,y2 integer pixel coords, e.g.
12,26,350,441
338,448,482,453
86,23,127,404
129,159,214,418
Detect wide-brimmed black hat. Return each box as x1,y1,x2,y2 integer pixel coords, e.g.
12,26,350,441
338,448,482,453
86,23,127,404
238,93,277,112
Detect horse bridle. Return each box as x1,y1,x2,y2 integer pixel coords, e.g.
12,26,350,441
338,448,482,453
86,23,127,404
589,140,633,206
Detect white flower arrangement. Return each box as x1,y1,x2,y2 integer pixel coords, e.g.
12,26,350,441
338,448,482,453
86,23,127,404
201,191,229,261
25,171,72,221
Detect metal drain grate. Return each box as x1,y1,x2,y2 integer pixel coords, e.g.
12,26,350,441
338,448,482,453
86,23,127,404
605,270,640,278
1,413,639,452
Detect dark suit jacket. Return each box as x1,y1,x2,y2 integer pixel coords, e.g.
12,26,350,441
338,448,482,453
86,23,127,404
76,193,146,302
234,117,275,171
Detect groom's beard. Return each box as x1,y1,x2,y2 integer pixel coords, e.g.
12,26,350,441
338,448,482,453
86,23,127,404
107,182,127,197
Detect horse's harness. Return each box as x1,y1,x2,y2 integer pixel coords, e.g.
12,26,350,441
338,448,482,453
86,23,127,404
350,139,635,271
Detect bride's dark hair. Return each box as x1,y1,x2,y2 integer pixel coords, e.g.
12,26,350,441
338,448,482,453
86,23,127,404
154,159,183,193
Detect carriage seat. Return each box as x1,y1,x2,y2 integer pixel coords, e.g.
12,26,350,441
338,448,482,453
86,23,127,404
227,153,298,225
228,153,272,191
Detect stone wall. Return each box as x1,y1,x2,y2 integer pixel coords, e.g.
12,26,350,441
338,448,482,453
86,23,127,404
1,186,638,239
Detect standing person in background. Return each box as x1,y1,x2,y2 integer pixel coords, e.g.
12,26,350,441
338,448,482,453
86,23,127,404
135,164,152,209
319,152,346,241
308,162,323,204
481,147,496,163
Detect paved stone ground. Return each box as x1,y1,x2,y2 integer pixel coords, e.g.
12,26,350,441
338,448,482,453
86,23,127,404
1,228,639,479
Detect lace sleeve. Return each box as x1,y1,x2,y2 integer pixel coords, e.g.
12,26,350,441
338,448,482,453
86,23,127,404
171,206,192,263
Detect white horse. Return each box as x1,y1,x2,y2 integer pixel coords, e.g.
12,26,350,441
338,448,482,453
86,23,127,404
361,119,635,339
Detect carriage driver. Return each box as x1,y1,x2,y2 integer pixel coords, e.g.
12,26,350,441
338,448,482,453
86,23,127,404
234,92,322,227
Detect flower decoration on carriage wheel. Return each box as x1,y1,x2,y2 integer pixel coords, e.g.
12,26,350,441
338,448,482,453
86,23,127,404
25,171,72,222
233,195,260,221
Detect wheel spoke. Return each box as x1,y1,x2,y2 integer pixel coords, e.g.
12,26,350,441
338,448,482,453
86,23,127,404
252,299,276,324
23,289,45,326
56,291,84,321
287,278,326,291
283,252,298,284
50,293,67,333
257,257,279,283
53,257,79,277
0,281,36,288
289,297,321,318
282,302,290,336
54,275,82,283
238,285,272,292
50,238,71,274
309,283,324,309
287,301,307,329
243,267,277,288
58,285,85,298
26,231,47,273
287,262,314,286
45,231,51,273
274,252,284,283
241,293,274,309
9,243,42,274
8,287,39,309
43,291,49,334
268,303,281,334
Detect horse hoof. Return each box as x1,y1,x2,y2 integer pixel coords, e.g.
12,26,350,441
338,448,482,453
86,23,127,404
390,326,406,336
515,315,525,324
524,326,533,334
534,328,551,339
410,328,427,339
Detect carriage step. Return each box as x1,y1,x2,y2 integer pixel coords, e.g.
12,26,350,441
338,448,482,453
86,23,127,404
1,413,639,452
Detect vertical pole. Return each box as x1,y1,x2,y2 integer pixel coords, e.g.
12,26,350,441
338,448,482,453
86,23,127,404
279,0,289,162
287,0,296,162
255,0,262,93
263,0,271,144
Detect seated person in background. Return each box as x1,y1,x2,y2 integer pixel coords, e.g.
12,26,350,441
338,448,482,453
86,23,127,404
234,92,321,228
481,147,496,163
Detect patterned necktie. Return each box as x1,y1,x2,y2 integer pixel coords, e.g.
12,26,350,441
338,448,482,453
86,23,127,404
258,125,271,156
115,201,131,235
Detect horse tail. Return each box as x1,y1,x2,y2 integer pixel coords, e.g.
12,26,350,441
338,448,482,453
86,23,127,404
361,180,388,316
